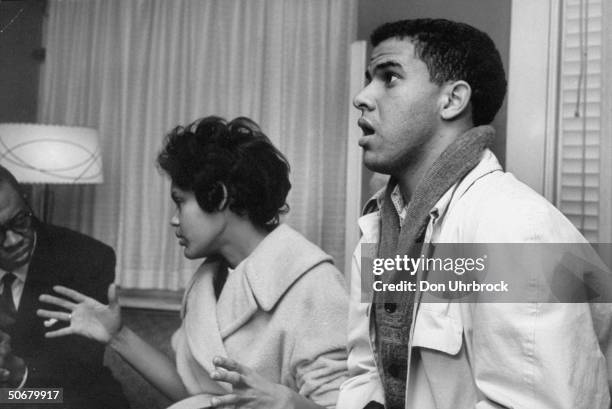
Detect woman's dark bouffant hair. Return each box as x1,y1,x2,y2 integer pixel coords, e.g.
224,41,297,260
157,116,291,231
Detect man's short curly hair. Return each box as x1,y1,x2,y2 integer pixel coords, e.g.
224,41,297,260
157,116,291,231
371,18,507,126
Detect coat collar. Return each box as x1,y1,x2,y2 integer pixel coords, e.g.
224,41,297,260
214,224,332,337
244,224,333,310
360,149,503,227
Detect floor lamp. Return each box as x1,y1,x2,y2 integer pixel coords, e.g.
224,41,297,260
0,123,103,223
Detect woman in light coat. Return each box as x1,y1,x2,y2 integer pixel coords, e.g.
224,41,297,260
37,116,349,409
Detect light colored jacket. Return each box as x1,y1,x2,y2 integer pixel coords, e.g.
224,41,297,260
172,224,349,408
337,150,612,409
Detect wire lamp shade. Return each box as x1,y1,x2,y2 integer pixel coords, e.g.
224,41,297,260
0,123,103,184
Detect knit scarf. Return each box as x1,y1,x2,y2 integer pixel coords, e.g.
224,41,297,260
372,125,494,409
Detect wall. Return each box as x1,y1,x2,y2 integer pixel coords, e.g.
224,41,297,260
357,0,512,202
0,0,44,123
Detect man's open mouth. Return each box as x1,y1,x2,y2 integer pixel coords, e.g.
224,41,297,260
358,118,375,136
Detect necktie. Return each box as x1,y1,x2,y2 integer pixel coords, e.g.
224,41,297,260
1,273,17,318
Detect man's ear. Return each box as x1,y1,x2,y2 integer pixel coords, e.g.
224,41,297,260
440,80,471,121
216,183,229,211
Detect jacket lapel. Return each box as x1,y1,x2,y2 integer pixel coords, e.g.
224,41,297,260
17,226,58,320
183,261,228,376
12,225,67,349
215,261,258,339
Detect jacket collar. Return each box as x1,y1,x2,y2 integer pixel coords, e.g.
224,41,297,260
360,149,503,229
215,224,332,336
431,149,502,220
243,224,332,310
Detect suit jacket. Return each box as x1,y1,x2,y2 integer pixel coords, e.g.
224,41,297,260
5,221,129,409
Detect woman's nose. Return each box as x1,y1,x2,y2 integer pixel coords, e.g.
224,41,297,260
170,212,179,227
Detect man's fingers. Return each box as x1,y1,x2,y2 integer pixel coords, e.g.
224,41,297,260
45,327,73,338
211,368,242,386
52,286,88,302
36,309,71,321
210,393,239,408
0,368,9,382
0,332,11,356
0,311,15,328
0,331,10,346
38,294,76,310
0,343,10,356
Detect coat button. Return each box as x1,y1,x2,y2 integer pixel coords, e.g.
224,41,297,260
384,303,397,313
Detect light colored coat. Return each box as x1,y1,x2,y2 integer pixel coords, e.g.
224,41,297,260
337,150,612,409
172,224,349,408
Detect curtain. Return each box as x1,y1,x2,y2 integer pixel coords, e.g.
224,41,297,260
556,0,611,242
38,0,356,289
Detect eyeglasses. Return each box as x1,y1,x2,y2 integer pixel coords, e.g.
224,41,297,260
0,211,33,242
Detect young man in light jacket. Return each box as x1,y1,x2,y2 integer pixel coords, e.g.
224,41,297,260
337,19,612,409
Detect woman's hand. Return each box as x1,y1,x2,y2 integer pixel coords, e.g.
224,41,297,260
36,284,122,344
209,356,293,409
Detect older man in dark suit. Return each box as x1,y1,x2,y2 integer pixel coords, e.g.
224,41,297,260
0,166,129,408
